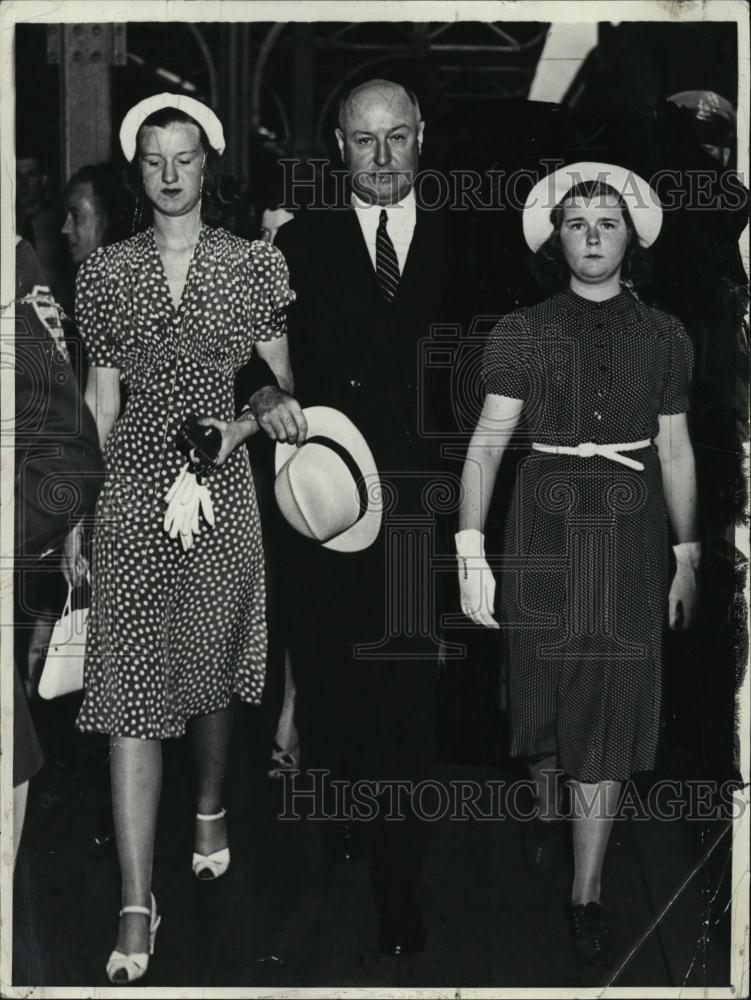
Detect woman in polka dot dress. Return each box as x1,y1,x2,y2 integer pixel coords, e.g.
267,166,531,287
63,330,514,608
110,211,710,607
457,165,700,966
75,96,306,984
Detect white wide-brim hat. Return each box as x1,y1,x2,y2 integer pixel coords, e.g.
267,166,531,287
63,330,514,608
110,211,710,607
119,92,225,162
275,407,382,553
522,161,663,252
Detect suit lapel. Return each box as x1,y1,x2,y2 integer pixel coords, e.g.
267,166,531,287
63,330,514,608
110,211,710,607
333,209,382,299
394,206,444,307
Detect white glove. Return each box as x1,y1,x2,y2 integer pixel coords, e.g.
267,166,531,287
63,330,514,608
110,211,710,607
668,541,701,630
455,529,498,629
164,464,215,551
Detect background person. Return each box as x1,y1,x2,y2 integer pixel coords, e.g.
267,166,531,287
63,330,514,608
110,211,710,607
61,162,131,268
16,144,67,300
60,161,133,383
17,161,136,861
249,191,300,779
13,235,104,864
457,163,699,967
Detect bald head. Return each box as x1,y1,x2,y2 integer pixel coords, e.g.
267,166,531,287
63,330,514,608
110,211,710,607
336,79,424,206
338,79,421,131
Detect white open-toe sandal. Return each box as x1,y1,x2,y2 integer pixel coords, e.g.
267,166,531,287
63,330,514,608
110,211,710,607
192,808,230,880
106,893,160,984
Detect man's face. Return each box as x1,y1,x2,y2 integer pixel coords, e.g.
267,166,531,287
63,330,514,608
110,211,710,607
17,157,44,213
138,122,205,218
62,182,107,265
336,85,424,206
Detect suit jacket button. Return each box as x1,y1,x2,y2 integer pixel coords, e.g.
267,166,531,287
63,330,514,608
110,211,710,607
349,378,361,389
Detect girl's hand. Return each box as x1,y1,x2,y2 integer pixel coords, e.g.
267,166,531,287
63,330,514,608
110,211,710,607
455,528,499,629
668,562,700,630
668,541,701,630
62,519,88,588
195,417,247,467
458,555,499,629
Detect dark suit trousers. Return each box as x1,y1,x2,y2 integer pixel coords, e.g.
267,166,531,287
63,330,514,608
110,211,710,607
286,524,438,889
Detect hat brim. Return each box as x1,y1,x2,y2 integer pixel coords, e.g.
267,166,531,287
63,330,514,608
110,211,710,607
119,92,225,162
275,406,382,552
522,161,663,252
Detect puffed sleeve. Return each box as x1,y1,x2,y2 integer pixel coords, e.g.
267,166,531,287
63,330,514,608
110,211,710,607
75,247,122,369
659,319,694,415
482,311,533,401
248,240,296,342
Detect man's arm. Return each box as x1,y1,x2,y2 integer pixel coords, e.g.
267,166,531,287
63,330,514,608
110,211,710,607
256,334,294,393
234,335,306,446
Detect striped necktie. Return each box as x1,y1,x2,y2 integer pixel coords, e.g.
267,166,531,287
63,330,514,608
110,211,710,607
375,209,399,301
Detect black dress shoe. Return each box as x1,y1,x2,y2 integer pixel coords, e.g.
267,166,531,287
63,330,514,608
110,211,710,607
319,820,363,862
376,888,426,957
570,902,614,967
523,816,562,874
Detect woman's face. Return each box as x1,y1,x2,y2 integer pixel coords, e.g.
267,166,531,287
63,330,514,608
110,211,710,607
137,121,205,218
559,192,631,286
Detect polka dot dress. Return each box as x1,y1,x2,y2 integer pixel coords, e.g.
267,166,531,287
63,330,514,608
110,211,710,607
483,288,693,782
75,227,294,739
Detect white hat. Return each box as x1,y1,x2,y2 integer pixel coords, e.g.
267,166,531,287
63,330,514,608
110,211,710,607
522,161,663,252
274,407,382,552
119,93,225,162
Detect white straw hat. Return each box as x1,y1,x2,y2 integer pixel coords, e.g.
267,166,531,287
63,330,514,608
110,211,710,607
119,93,225,162
275,407,382,552
522,161,663,252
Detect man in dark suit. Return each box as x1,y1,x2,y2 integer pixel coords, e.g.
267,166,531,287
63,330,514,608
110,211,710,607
275,79,449,956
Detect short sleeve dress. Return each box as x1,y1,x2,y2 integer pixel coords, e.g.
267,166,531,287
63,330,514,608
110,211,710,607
482,287,693,782
75,226,294,739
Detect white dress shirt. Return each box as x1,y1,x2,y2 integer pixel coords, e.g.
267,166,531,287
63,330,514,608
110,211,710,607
352,189,417,275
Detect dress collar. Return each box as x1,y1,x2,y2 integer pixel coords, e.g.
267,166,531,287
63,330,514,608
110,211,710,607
556,285,637,317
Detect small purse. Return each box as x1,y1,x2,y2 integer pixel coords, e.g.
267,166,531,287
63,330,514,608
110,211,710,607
38,581,89,700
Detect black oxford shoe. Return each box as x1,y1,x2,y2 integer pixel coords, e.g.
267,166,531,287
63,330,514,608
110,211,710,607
570,901,614,967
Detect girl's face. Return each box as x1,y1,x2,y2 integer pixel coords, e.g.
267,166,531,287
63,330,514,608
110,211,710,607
559,192,631,286
138,121,205,218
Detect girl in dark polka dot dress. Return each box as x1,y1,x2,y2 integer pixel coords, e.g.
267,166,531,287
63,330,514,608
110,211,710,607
457,164,700,966
75,95,306,984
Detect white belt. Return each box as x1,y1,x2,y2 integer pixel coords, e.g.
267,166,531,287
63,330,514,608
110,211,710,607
531,439,651,471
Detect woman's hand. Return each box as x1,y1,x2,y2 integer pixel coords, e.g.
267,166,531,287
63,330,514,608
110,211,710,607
458,556,499,629
196,417,252,466
455,528,499,629
62,519,88,588
668,542,701,630
656,414,699,631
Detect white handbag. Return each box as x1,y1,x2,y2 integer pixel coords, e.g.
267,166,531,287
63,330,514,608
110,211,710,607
38,582,89,700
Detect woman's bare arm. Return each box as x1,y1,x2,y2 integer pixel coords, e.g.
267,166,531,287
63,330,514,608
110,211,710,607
459,393,524,532
84,366,121,451
654,412,698,542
